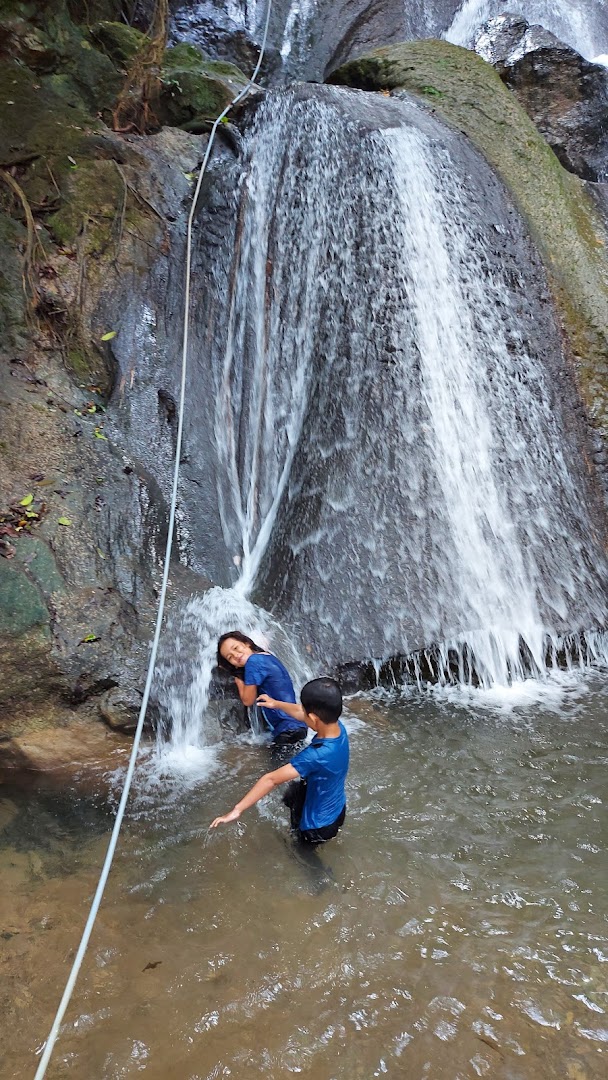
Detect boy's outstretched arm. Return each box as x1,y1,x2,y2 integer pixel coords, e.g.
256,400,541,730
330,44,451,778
257,694,307,723
210,763,299,827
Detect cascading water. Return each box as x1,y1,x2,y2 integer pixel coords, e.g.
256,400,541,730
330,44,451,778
280,0,317,62
445,0,608,62
152,587,309,768
157,83,608,756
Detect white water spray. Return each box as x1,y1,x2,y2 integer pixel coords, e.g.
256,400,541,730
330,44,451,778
445,0,607,61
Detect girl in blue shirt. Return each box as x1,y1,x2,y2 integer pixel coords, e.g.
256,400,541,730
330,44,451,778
217,630,308,744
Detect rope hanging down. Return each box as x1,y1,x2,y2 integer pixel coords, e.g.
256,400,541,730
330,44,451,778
33,5,273,1076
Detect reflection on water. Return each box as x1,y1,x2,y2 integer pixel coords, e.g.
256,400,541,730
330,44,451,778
2,676,607,1079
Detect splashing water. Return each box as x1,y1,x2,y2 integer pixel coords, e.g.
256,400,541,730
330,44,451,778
445,0,607,61
153,587,310,769
280,0,317,62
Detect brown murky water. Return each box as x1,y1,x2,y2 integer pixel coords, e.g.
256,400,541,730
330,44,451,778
2,674,607,1079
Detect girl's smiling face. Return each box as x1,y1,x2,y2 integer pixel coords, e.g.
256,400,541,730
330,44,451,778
220,637,254,669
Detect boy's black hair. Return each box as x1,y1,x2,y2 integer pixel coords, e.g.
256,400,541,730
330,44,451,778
300,677,342,725
216,630,265,672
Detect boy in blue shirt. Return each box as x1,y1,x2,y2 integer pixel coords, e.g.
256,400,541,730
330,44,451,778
211,677,349,845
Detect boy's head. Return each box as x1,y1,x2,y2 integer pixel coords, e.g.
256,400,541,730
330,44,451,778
300,677,342,727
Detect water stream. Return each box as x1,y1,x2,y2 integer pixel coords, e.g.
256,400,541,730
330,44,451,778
445,0,608,61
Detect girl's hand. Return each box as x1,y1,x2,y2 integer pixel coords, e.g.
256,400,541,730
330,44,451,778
210,807,241,828
257,693,277,710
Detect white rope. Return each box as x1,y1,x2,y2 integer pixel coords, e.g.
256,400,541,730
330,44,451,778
34,5,273,1076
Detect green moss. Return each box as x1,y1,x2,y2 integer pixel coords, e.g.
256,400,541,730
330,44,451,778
47,159,123,250
63,35,123,112
330,40,608,432
0,212,28,350
14,536,65,598
0,557,48,636
66,348,90,379
163,43,208,71
89,20,146,66
158,44,249,128
0,60,90,166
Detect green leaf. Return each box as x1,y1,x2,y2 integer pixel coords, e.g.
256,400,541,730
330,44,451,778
94,428,107,440
24,510,39,519
58,516,72,526
81,632,98,643
19,493,34,506
183,171,195,181
96,547,106,560
100,331,116,341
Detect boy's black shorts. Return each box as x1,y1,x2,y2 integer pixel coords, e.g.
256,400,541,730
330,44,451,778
298,804,346,845
282,780,346,845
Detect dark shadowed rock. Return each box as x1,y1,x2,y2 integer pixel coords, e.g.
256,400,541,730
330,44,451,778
474,14,608,182
99,685,144,733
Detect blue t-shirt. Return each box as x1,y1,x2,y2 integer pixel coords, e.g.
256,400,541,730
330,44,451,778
243,653,306,737
291,721,349,830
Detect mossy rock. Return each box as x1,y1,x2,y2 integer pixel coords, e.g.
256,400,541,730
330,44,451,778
46,157,124,250
329,40,608,433
0,59,90,166
61,34,123,113
158,43,249,129
0,212,28,351
13,536,66,599
0,557,49,636
89,20,146,67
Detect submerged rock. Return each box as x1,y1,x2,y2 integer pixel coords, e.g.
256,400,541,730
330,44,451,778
474,14,608,182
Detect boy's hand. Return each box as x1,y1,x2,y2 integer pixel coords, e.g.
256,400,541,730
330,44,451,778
210,807,241,828
257,693,277,709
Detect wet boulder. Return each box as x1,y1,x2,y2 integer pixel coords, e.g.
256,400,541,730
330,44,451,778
157,42,249,130
474,14,608,182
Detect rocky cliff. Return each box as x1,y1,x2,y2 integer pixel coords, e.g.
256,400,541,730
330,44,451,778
2,2,608,766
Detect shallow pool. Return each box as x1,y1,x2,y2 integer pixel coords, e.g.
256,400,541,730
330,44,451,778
2,673,607,1079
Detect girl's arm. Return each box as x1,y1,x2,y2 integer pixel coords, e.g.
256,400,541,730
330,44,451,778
234,675,257,707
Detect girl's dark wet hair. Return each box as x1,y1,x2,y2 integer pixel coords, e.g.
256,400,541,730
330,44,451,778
216,630,265,672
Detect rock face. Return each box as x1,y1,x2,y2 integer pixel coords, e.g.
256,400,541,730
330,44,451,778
474,14,608,182
0,1,241,744
169,0,462,81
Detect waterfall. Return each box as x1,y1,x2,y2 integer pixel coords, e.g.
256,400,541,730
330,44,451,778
280,0,317,62
208,87,608,676
445,1,607,61
153,587,311,766
157,83,608,755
